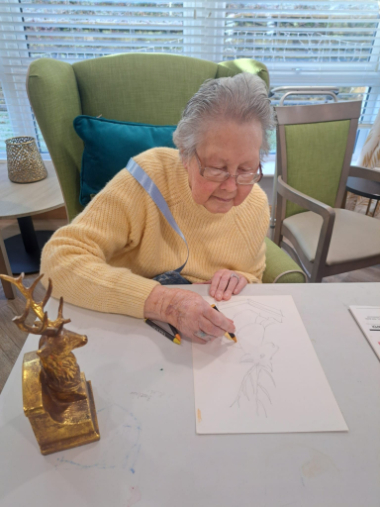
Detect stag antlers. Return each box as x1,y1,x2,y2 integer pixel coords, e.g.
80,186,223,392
0,273,70,335
0,272,89,402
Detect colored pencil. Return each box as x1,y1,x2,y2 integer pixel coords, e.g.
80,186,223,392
211,304,237,343
145,319,181,345
168,323,182,343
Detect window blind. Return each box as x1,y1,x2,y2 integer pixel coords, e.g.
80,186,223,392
220,1,380,128
222,2,379,75
0,1,379,152
0,82,12,150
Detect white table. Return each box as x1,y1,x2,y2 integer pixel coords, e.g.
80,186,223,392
0,283,379,507
0,161,64,298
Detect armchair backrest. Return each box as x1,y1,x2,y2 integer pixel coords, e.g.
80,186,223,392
27,53,269,222
275,100,362,218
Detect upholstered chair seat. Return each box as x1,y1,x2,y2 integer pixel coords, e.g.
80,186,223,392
283,209,380,265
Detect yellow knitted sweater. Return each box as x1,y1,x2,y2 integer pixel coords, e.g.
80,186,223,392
40,148,269,318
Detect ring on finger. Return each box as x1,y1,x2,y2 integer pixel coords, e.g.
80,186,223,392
230,273,240,281
195,330,212,341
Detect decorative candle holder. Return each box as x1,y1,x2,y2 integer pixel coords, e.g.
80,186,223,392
5,136,47,183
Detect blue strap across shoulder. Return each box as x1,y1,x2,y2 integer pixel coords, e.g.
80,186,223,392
125,158,189,273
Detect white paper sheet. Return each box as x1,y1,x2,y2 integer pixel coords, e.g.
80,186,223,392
192,295,348,434
349,305,380,361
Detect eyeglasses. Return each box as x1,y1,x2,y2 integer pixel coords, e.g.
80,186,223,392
195,150,262,186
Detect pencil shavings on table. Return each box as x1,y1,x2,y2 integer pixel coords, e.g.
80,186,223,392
0,272,100,455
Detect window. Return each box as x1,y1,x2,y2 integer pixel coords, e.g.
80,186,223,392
0,82,12,152
0,1,379,157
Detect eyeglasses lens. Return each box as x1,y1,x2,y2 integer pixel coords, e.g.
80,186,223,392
203,167,260,185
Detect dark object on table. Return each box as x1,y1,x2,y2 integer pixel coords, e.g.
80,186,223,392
345,176,380,217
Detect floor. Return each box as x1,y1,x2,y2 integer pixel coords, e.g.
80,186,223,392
1,203,380,394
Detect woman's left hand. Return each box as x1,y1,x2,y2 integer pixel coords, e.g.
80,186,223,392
206,270,248,301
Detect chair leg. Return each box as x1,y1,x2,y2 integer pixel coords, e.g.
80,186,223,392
273,192,284,246
365,198,372,215
309,259,324,283
274,228,283,247
372,199,379,217
310,271,323,283
342,190,348,209
0,234,16,299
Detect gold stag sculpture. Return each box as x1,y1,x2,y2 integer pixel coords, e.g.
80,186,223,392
0,273,100,455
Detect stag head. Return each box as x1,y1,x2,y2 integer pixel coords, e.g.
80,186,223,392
38,328,88,358
0,273,88,400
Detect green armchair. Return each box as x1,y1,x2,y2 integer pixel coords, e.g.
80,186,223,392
27,52,305,284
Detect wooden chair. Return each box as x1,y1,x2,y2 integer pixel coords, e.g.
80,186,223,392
274,100,380,282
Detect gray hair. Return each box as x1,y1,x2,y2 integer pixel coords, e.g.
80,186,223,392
173,72,274,161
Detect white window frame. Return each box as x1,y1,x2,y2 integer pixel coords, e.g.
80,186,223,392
1,1,380,162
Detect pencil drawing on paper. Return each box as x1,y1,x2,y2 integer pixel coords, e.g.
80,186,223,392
219,299,284,417
193,295,348,434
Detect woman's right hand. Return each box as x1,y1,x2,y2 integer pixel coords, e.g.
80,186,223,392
144,285,235,342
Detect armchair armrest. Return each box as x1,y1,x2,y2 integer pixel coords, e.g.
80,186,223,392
277,176,334,219
262,238,306,283
276,176,336,280
349,165,380,183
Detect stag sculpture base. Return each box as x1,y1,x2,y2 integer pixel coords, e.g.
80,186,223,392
23,351,100,455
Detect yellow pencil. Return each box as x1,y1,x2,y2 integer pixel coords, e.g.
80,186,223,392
168,323,182,345
211,304,237,343
145,319,181,345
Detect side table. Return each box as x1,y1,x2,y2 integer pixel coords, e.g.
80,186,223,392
0,160,65,299
346,176,380,217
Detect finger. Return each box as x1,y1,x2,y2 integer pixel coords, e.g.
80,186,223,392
209,271,223,298
198,315,226,338
214,271,234,301
222,275,239,300
204,305,235,334
193,330,215,343
192,334,207,344
233,275,248,295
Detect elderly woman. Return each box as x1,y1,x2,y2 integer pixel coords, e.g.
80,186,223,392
40,72,272,342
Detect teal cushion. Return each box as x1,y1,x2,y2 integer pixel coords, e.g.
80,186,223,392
74,115,176,205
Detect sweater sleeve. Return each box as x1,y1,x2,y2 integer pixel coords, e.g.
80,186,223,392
234,186,270,284
40,170,159,319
